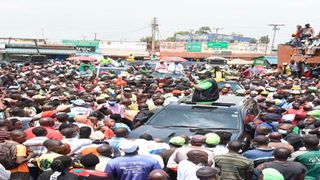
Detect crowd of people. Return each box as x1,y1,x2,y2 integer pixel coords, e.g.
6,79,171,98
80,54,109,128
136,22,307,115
0,59,319,180
287,23,320,56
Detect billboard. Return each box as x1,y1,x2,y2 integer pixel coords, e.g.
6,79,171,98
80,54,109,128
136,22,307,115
160,42,186,52
62,40,100,55
187,42,202,52
176,33,253,43
100,41,148,56
207,42,229,49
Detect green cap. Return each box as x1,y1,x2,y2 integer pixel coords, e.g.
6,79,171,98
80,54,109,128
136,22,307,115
308,86,317,91
169,136,185,146
262,168,284,180
205,133,220,145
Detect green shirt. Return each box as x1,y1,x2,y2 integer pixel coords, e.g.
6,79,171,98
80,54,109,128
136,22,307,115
197,80,212,90
294,150,320,180
195,80,213,104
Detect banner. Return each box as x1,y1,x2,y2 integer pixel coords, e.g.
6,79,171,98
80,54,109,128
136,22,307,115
187,42,202,52
207,42,229,49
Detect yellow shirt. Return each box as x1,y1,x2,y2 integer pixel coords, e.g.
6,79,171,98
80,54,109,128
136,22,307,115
10,144,29,173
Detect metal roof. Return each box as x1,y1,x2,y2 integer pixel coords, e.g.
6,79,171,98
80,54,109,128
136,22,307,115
5,48,76,55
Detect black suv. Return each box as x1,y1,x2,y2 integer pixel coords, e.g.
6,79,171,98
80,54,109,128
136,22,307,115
129,96,260,144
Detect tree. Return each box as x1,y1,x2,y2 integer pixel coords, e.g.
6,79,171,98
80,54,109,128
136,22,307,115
140,36,152,42
250,38,257,44
259,36,270,44
195,26,211,34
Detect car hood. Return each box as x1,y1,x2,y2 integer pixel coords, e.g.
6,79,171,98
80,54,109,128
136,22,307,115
129,125,242,142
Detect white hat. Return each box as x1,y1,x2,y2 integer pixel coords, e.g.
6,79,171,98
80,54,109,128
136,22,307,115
119,140,138,153
90,131,105,141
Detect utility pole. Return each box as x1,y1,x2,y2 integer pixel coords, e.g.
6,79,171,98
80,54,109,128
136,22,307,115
151,17,159,55
41,28,46,44
212,27,223,41
94,33,98,41
264,35,269,56
268,24,285,51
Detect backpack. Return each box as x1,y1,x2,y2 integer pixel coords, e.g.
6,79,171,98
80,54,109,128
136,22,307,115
0,141,18,169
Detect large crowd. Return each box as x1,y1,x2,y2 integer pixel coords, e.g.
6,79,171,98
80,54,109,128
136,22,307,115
0,59,319,180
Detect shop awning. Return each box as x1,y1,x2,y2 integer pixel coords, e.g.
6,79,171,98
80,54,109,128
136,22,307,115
265,56,278,65
5,48,76,55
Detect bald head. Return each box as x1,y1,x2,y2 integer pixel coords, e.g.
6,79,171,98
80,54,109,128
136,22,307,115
11,130,26,143
187,150,209,165
0,120,12,131
303,135,319,149
269,132,282,141
60,128,76,138
273,148,291,161
39,118,55,127
114,128,129,138
97,145,113,158
256,126,272,136
254,135,269,146
43,139,63,152
148,169,169,180
227,141,242,153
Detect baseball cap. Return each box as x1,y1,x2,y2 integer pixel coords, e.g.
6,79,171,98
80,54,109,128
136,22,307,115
169,136,185,146
205,133,220,145
262,168,284,180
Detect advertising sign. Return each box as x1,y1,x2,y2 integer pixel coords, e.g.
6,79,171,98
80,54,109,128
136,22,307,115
207,42,229,49
187,42,202,52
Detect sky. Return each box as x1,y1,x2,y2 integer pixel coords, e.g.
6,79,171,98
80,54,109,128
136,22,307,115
0,0,319,44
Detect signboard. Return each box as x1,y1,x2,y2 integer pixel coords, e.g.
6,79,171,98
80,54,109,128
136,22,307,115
62,40,99,47
75,46,96,53
176,33,253,43
160,42,186,52
62,40,99,55
253,57,266,66
99,41,148,56
187,42,202,52
207,42,229,49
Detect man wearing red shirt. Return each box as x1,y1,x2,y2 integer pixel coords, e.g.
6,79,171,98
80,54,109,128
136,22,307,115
25,118,63,140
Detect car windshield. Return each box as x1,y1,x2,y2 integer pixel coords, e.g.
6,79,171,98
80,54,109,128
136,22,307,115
148,107,239,129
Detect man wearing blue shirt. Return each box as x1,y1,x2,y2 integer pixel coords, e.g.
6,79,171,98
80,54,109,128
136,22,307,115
105,140,161,180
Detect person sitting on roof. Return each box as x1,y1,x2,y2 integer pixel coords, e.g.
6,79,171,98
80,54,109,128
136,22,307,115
191,71,219,104
155,60,169,73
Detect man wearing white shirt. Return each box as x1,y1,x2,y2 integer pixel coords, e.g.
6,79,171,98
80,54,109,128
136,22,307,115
168,62,184,74
177,149,210,180
0,163,10,180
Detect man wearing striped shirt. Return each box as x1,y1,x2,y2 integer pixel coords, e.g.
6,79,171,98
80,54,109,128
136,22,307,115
215,141,254,180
